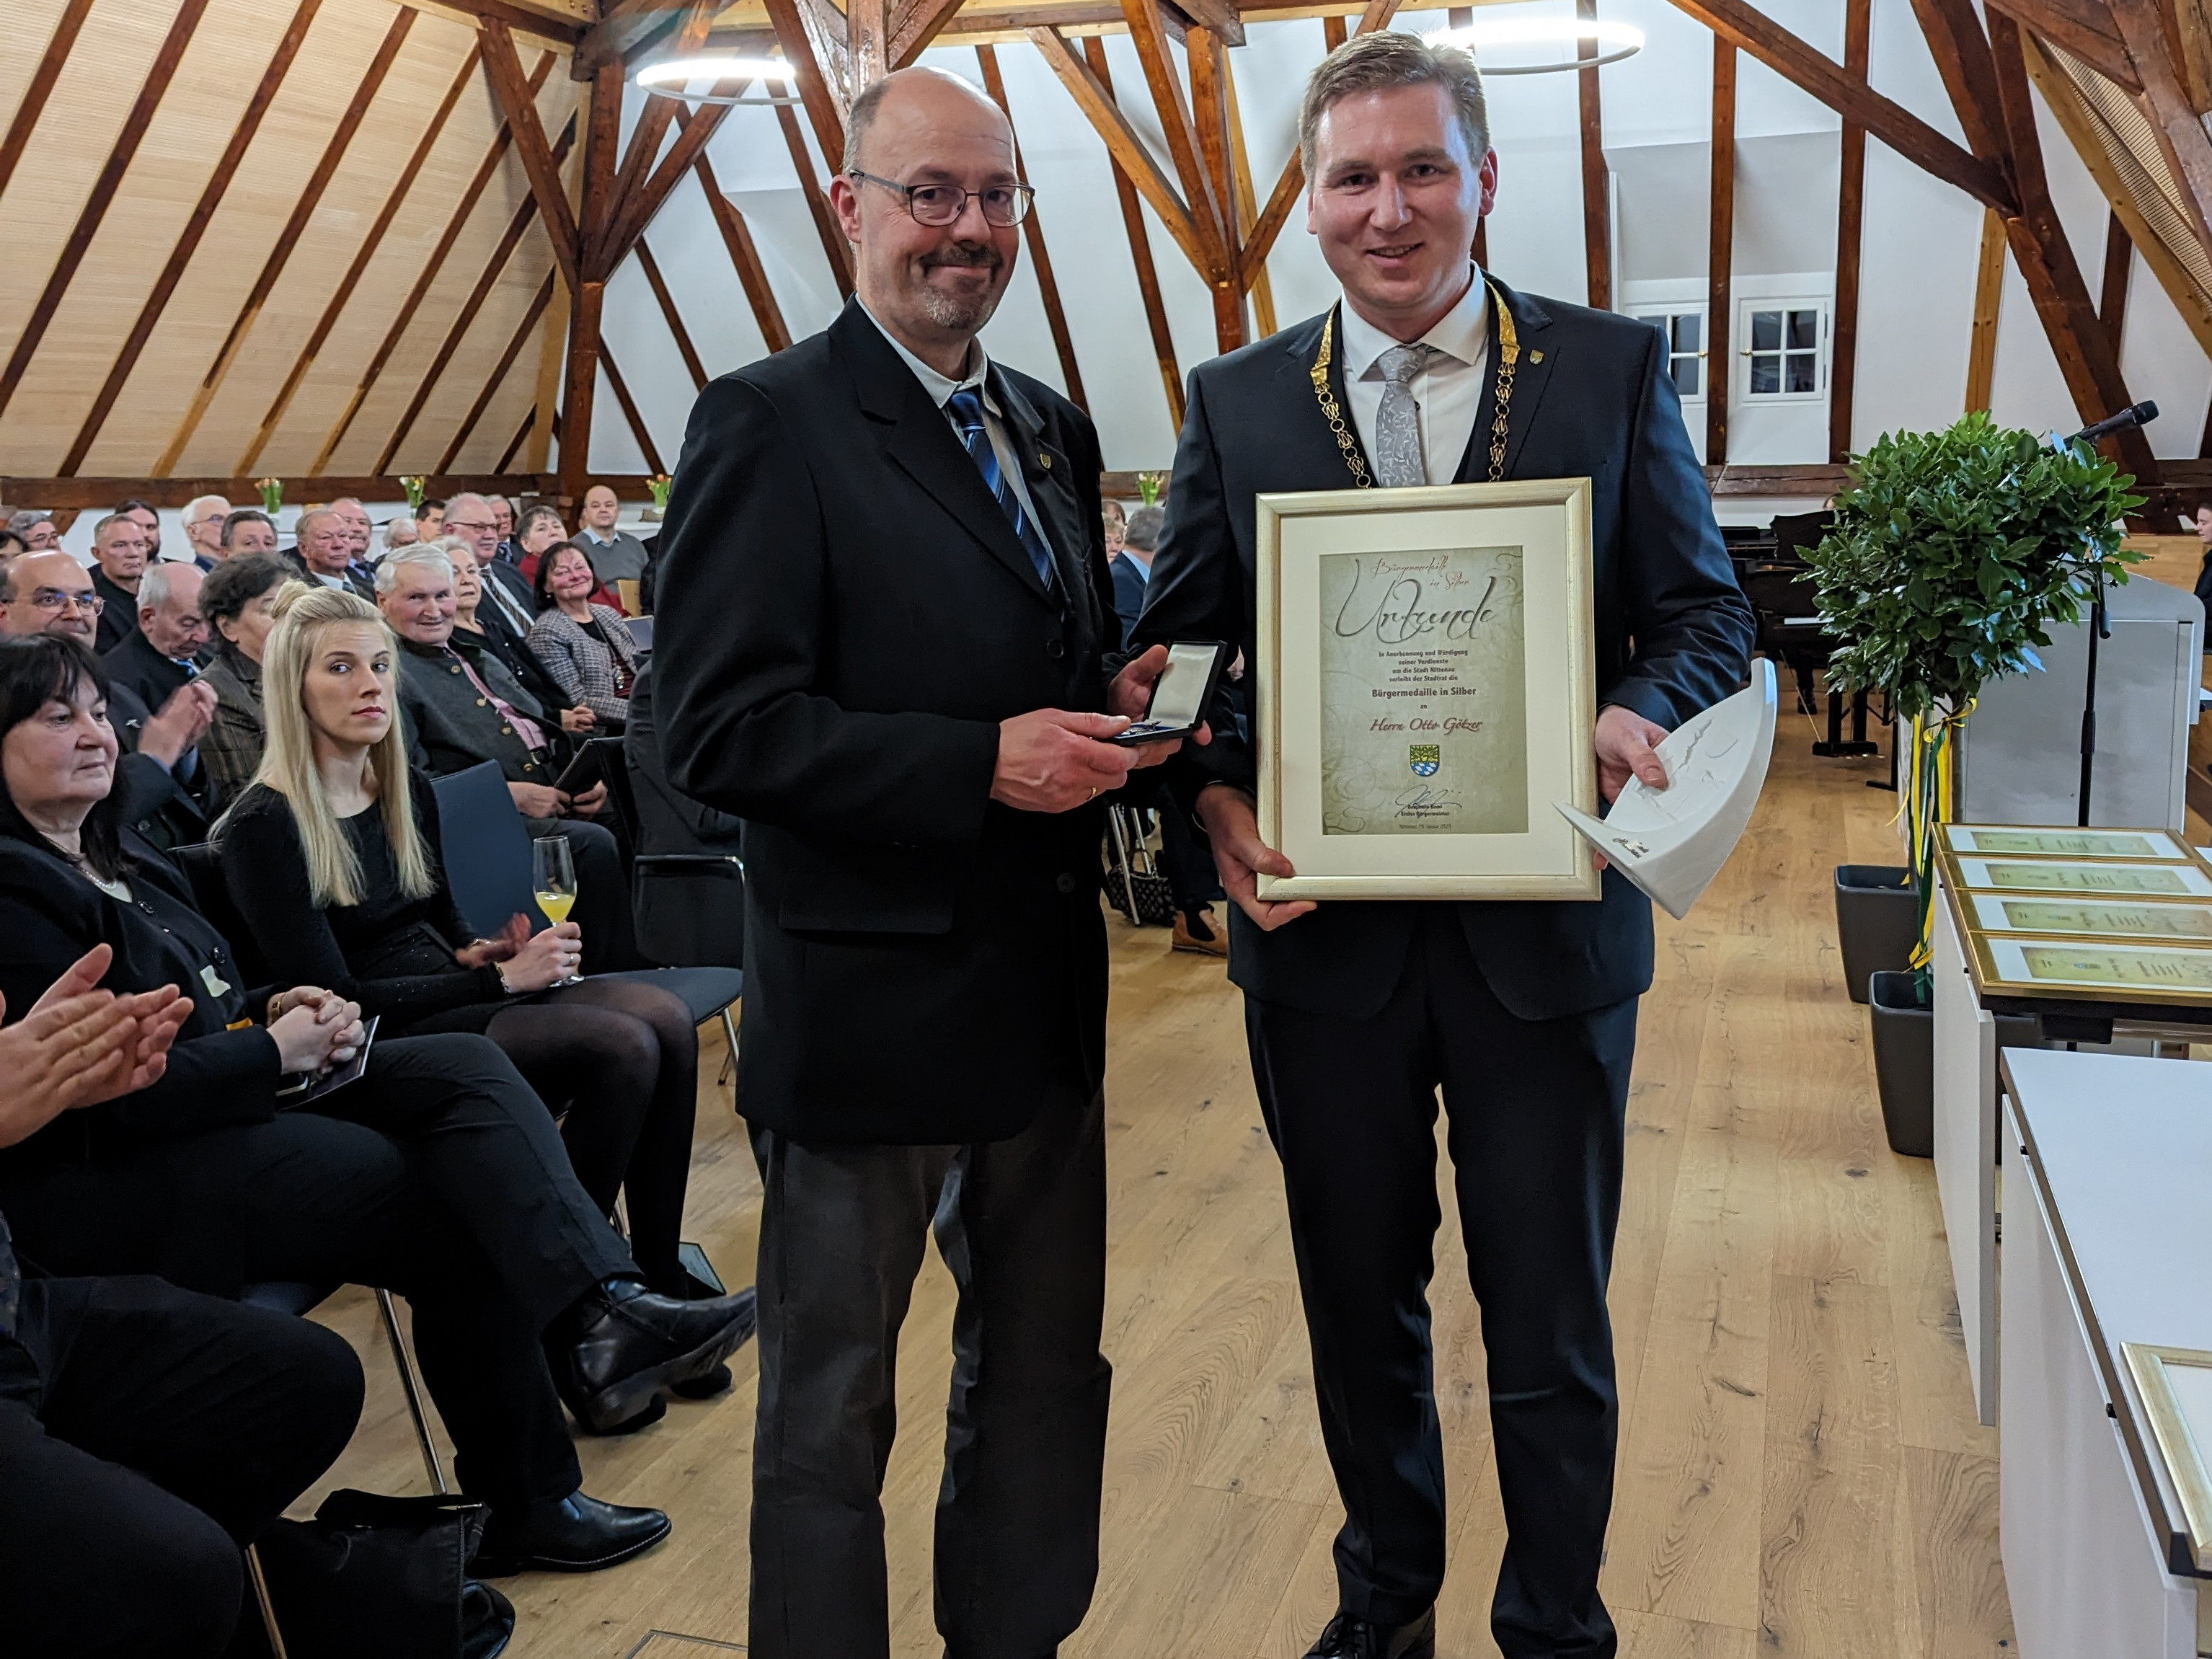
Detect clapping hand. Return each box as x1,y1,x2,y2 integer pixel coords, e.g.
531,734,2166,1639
0,946,192,1149
457,915,532,968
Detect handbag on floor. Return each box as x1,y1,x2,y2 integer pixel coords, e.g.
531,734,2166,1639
249,1490,515,1659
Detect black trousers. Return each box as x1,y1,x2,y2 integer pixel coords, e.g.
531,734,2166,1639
749,1089,1110,1659
0,1275,363,1658
1244,909,1634,1659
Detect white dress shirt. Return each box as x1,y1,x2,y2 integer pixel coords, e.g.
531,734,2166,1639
863,305,1056,557
1337,265,1492,487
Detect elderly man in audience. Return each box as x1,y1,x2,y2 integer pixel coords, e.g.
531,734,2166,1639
103,563,208,715
87,512,152,655
0,939,369,1659
182,495,230,570
330,497,375,568
6,552,214,850
221,508,279,559
288,506,376,600
0,634,755,1580
6,512,58,552
443,492,539,632
490,495,518,565
378,547,638,972
575,485,652,596
382,513,420,556
198,554,295,814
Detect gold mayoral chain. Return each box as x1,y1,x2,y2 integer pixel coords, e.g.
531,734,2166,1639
1309,276,1520,487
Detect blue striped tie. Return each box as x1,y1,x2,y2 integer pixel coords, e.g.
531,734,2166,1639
946,388,1056,590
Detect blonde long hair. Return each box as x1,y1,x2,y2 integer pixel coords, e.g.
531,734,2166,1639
244,584,436,908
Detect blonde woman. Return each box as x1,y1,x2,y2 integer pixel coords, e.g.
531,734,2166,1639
215,588,740,1422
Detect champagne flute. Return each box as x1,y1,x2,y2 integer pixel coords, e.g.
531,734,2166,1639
531,835,583,984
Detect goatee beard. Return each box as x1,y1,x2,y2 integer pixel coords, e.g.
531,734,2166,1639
916,245,1003,333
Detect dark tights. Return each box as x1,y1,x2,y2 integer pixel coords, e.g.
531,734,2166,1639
485,978,699,1296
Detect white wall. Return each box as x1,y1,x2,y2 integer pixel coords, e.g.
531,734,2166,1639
577,0,2210,479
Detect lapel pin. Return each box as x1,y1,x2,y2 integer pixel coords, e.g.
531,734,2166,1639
1530,349,1545,363
1038,451,1053,470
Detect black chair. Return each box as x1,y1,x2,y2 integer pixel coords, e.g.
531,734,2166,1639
428,759,743,1047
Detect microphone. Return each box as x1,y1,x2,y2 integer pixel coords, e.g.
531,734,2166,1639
2070,400,2159,444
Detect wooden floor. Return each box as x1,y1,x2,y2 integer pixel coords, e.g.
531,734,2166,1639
301,735,2012,1658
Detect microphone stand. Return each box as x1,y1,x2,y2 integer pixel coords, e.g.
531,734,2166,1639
2051,400,2156,827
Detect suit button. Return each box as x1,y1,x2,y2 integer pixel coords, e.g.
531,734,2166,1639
1045,639,1065,658
1056,872,1076,894
476,698,487,707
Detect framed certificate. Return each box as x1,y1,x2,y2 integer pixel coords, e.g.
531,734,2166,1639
1255,479,1599,901
1970,934,2212,1001
2121,1344,2212,1574
1962,891,2212,943
1942,824,2191,862
1947,857,2212,897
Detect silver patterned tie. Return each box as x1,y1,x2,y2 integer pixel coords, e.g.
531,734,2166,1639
1373,343,1434,487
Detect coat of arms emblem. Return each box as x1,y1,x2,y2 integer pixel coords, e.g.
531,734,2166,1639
1408,743,1441,779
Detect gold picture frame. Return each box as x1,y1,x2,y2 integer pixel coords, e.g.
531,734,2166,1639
1941,823,2193,862
1963,929,2212,1005
2121,1342,2212,1574
1254,479,1600,901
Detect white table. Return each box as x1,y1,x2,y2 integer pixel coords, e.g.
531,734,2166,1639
2001,1048,2211,1658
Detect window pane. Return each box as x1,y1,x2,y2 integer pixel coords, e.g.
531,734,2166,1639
1672,356,1701,397
1650,318,1673,355
1749,355,1779,394
1785,352,1816,393
1672,313,1701,353
1787,309,1819,349
1751,310,1782,350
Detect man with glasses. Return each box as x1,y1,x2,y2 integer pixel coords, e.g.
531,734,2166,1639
5,513,58,552
443,492,539,632
655,65,1186,1659
182,495,230,569
1,552,214,848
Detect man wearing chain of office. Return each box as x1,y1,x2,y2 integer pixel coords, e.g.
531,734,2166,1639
1134,33,1753,1659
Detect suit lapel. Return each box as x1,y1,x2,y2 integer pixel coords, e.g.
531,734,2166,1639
1460,278,1561,483
833,303,1057,607
988,366,1092,620
1278,309,1376,490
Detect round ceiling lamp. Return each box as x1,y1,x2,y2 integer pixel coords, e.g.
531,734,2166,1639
633,35,802,104
1423,16,1645,74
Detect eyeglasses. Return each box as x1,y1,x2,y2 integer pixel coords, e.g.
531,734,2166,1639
27,588,102,614
847,169,1034,228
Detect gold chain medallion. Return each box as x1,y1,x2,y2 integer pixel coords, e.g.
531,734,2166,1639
1310,277,1521,487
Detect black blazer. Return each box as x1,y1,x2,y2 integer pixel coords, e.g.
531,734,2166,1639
1136,280,1756,1023
1109,553,1149,649
105,678,210,851
102,626,193,715
653,300,1118,1145
91,568,140,655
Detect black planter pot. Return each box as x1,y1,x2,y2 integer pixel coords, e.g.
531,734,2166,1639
1836,865,1918,1004
1870,970,1934,1157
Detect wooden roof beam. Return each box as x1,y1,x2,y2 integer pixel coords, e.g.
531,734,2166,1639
765,0,850,165
774,100,857,296
2106,0,2212,273
696,150,794,353
438,267,559,471
1908,0,2016,166
635,236,711,389
389,0,584,50
1118,0,1233,277
977,43,1089,405
1079,32,1183,431
599,98,738,278
1983,0,2137,87
1660,0,2014,213
0,0,95,201
894,0,981,64
482,18,584,293
596,0,720,270
58,0,322,480
0,474,549,511
1830,0,1870,461
152,4,410,476
1186,24,1246,348
1708,37,1735,465
1242,0,1403,278
0,0,212,426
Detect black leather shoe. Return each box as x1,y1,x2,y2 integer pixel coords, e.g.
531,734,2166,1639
1303,1607,1436,1659
668,1286,754,1399
472,1492,671,1576
550,1278,755,1433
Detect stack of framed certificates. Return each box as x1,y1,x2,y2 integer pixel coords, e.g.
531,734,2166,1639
1936,825,2212,1005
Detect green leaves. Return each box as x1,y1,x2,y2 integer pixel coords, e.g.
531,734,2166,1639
1805,410,2143,725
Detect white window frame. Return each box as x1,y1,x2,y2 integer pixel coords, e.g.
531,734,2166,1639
1632,304,1709,407
1738,297,1829,404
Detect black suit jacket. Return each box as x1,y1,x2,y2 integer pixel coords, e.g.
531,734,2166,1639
654,300,1117,1145
1136,280,1755,1023
102,627,193,715
105,678,209,851
91,568,140,655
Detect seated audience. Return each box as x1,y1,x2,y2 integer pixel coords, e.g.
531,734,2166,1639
6,511,58,552
377,549,639,972
0,635,756,1536
288,508,375,601
513,505,585,598
198,555,297,814
331,499,375,570
221,585,713,1324
530,544,639,731
5,552,212,850
115,500,164,567
574,485,652,600
1111,504,1164,648
442,493,536,633
0,944,363,1658
221,508,279,559
102,562,208,714
88,512,151,654
415,498,445,539
445,538,578,723
625,663,741,857
381,513,419,556
0,528,25,572
182,494,230,570
490,495,518,565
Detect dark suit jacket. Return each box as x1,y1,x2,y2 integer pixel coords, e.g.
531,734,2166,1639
394,633,567,788
1109,553,1149,649
624,665,743,856
105,678,209,851
91,568,140,655
653,300,1117,1145
102,627,193,715
1136,280,1756,1023
280,552,376,603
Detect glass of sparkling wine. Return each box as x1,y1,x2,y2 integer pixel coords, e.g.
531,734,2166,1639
531,834,582,984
